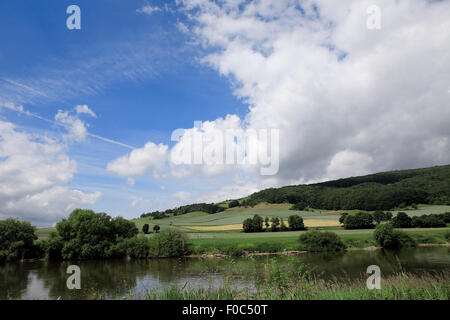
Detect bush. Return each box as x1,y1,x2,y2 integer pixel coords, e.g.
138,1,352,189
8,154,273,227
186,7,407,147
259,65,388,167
0,219,38,263
343,212,374,229
142,224,150,234
152,229,189,257
153,225,160,233
122,237,151,259
373,224,415,249
445,231,450,241
298,231,346,252
288,215,306,231
228,200,240,208
391,212,413,228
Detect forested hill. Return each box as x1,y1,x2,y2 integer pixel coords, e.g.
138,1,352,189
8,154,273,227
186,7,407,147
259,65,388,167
141,164,450,219
243,164,450,211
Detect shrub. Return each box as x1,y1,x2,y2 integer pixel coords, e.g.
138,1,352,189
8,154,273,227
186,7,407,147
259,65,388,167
152,229,189,257
142,224,150,234
153,225,160,233
343,212,374,229
445,231,450,241
0,219,38,263
40,232,64,260
122,237,151,259
228,200,240,208
288,215,306,231
373,224,415,248
391,212,413,228
298,230,346,252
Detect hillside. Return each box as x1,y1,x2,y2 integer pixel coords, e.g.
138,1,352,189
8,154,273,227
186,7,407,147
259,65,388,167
141,164,450,219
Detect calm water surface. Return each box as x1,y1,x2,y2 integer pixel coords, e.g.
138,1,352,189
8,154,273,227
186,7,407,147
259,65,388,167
0,247,448,299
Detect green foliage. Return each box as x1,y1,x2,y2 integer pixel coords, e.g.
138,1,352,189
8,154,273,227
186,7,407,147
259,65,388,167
270,217,280,232
228,200,240,208
391,212,413,228
264,216,270,229
152,229,188,257
411,215,446,228
142,224,150,234
298,230,346,252
122,237,151,259
291,201,307,211
243,215,264,233
43,209,138,260
288,215,306,231
0,219,39,263
242,165,450,210
280,218,289,231
445,231,450,241
343,212,374,229
373,224,416,249
338,213,348,224
141,203,225,219
153,225,160,233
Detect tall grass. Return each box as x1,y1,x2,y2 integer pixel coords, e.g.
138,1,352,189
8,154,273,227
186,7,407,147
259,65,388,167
143,259,449,300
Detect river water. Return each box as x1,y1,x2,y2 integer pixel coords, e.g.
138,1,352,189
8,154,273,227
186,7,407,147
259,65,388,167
0,247,448,299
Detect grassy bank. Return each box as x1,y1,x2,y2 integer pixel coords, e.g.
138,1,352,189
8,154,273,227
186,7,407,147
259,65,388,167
144,269,449,300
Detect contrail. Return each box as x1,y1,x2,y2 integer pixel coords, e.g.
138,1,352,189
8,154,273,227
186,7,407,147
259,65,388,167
0,102,135,150
2,78,50,98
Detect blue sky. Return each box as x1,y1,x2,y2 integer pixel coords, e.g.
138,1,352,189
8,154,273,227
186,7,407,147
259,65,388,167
0,0,250,224
1,0,449,226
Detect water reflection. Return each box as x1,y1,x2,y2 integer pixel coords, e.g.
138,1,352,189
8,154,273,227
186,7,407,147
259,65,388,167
0,247,448,300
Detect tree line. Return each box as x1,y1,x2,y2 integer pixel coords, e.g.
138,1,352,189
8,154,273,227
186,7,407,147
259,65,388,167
140,203,225,219
243,214,306,233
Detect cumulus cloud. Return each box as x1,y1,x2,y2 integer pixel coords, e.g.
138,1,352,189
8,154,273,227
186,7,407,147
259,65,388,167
108,0,450,203
137,3,162,15
55,109,89,142
177,0,450,184
0,119,101,226
106,142,169,178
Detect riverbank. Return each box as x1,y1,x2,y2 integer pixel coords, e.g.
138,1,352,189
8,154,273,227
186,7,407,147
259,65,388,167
145,271,449,300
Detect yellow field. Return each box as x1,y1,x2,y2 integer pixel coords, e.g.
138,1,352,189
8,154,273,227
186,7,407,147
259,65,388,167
182,219,341,231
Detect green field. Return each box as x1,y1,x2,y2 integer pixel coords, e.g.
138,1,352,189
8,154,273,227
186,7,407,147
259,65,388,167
36,204,450,250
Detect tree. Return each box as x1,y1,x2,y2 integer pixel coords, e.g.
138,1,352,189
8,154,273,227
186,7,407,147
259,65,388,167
391,212,412,228
280,218,289,231
0,219,39,263
270,217,280,232
44,209,138,260
153,225,161,233
243,215,264,233
373,224,415,248
288,215,305,231
339,213,349,224
228,200,240,208
264,216,270,230
142,224,150,234
343,212,374,229
152,229,188,257
373,211,386,224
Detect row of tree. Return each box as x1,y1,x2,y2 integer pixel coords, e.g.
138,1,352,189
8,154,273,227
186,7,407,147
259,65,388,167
339,211,449,230
243,214,306,233
140,203,225,219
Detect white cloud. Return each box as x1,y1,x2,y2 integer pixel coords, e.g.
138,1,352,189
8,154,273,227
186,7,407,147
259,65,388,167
0,119,101,226
137,4,162,15
177,0,450,185
55,109,89,142
75,104,97,118
106,142,168,178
